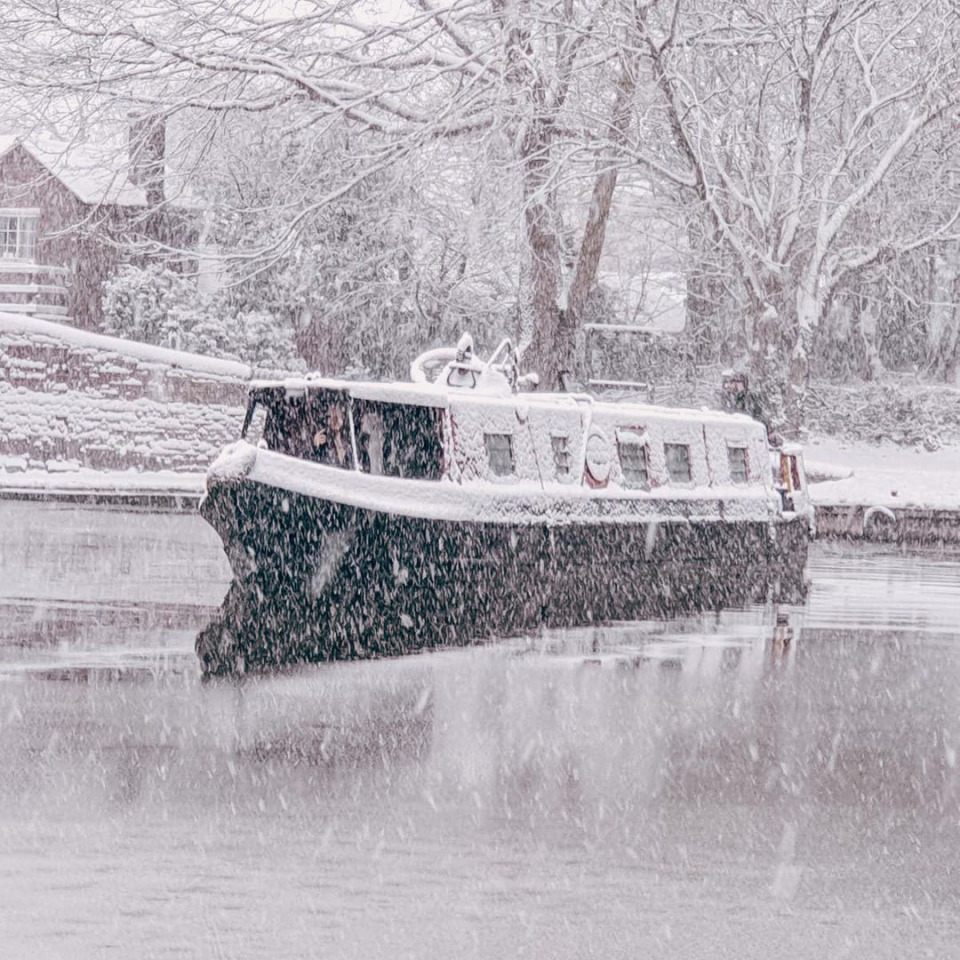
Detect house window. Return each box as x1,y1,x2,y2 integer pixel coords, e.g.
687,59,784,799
617,431,649,487
727,445,749,483
551,434,572,478
0,210,38,261
664,443,692,483
484,432,514,477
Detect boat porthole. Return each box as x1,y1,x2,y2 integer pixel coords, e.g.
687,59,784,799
585,427,612,485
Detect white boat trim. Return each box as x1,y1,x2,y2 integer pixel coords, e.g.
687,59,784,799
210,442,780,527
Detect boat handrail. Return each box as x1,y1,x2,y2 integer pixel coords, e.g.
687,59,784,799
410,333,540,394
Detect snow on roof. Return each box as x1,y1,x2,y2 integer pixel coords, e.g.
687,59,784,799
588,397,759,429
0,134,199,209
349,380,452,408
251,376,451,408
251,374,355,395
249,369,761,431
0,311,251,379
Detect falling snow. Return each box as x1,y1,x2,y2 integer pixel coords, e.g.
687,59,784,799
3,0,960,957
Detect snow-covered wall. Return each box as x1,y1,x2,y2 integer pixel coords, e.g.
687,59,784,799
0,313,249,473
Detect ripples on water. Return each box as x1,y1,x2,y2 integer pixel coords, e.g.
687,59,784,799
2,504,960,959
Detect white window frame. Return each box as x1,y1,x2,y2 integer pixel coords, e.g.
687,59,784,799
0,208,39,262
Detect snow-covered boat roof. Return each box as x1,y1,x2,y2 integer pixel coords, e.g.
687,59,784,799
250,375,455,408
249,372,761,429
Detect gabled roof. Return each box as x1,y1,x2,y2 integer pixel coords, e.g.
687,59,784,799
0,134,198,209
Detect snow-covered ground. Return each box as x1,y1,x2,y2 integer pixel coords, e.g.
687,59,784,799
805,436,960,510
0,465,205,498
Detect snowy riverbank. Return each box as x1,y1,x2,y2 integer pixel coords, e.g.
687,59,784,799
0,466,205,509
804,436,960,511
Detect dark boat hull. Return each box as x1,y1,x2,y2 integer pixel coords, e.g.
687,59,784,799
197,478,809,675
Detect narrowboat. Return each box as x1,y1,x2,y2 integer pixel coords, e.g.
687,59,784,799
197,337,812,675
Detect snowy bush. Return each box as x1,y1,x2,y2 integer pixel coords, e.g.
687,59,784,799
101,265,303,370
101,264,192,348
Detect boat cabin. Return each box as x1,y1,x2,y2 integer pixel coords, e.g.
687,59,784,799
240,375,772,497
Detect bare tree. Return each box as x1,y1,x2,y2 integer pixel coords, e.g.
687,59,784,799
2,0,659,387
630,0,960,422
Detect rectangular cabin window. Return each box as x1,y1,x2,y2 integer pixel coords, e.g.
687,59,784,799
241,401,267,446
484,432,515,477
664,443,692,483
617,432,649,488
0,210,38,262
727,445,749,484
354,399,444,481
254,387,354,469
551,434,572,478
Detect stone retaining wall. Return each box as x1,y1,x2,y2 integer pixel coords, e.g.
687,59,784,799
0,313,253,473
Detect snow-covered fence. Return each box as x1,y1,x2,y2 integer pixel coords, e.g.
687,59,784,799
0,313,252,473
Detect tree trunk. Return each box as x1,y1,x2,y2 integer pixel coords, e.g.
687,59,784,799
784,285,820,434
685,213,732,364
565,62,639,377
519,126,565,390
925,248,960,381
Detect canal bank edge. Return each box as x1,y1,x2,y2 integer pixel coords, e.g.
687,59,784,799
3,313,956,535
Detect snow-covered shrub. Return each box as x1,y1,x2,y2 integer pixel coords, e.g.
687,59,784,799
101,264,303,370
102,264,191,348
235,309,302,371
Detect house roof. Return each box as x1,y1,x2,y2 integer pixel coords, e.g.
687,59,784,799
0,134,199,209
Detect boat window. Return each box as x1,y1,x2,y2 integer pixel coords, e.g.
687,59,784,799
359,412,385,476
240,399,267,445
484,432,515,477
779,454,792,491
259,388,353,468
727,445,749,484
664,443,692,483
353,399,443,480
551,434,572,478
617,432,649,488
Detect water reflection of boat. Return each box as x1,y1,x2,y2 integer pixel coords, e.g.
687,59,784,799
197,336,813,675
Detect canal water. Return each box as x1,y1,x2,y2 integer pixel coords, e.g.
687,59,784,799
2,501,960,959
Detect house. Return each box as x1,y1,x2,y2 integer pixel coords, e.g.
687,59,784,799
0,123,199,329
